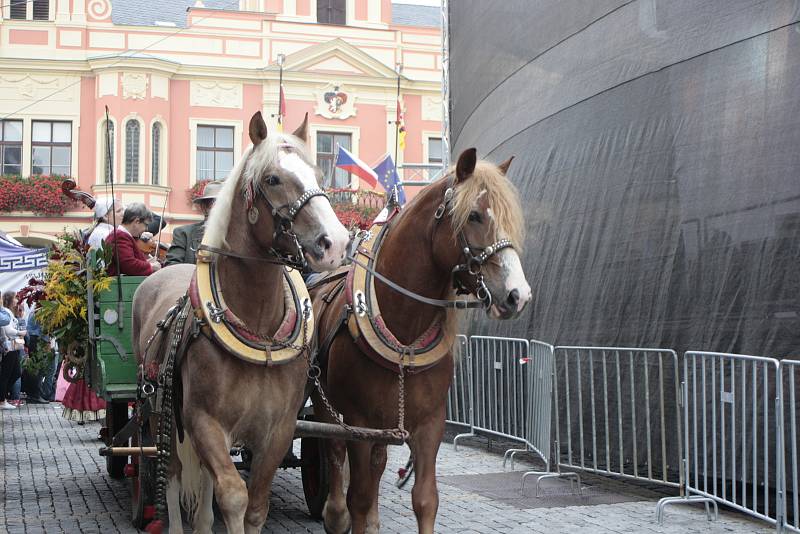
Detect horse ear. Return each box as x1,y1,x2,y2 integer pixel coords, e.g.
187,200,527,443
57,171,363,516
292,112,309,142
249,111,268,146
455,148,477,183
498,156,514,175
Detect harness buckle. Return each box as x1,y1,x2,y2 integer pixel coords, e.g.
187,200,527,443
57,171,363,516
354,290,367,317
205,301,225,323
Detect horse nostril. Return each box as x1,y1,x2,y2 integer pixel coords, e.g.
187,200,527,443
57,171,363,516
506,289,520,308
317,234,333,252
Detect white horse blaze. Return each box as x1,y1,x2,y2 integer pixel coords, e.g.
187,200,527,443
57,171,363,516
498,248,531,311
279,151,349,267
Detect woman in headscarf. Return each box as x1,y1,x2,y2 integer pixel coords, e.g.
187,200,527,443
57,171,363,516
87,197,125,250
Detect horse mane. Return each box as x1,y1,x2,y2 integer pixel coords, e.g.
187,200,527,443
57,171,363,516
204,133,311,249
449,160,525,250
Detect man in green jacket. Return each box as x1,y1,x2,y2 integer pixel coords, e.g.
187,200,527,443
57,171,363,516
164,181,223,266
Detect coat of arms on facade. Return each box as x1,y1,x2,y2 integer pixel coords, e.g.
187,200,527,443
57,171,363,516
315,84,356,119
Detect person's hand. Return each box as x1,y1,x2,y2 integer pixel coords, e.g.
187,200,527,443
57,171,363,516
150,260,162,272
140,231,154,242
19,330,27,337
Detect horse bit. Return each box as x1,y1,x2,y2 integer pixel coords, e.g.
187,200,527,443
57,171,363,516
434,181,514,310
244,146,328,271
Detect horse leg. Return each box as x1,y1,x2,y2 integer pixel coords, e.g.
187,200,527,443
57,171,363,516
322,438,351,534
345,441,385,534
185,420,248,534
166,474,183,534
242,424,296,534
410,419,445,534
365,444,388,534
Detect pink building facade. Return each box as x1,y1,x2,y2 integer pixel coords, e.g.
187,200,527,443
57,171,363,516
0,0,442,247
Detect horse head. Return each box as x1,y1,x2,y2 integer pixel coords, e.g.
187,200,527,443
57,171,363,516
434,148,532,319
205,111,349,271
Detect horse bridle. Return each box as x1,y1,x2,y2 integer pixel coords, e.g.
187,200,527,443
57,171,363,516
433,176,515,309
200,146,328,271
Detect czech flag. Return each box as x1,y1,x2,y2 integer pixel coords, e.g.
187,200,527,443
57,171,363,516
334,145,378,188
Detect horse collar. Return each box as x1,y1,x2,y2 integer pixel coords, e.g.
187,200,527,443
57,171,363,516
190,259,314,365
346,221,453,373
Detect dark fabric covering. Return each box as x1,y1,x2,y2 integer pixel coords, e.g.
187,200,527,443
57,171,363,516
449,0,800,359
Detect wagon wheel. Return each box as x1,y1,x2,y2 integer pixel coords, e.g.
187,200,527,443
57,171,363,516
300,419,330,519
131,423,156,529
106,400,129,479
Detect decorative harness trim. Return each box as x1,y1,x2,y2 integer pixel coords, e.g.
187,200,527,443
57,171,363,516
190,254,313,365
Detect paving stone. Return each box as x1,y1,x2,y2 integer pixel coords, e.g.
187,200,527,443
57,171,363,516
2,403,775,533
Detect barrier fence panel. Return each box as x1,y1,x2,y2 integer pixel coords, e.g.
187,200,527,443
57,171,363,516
446,335,473,433
779,359,800,533
553,347,682,488
657,352,780,526
454,336,530,451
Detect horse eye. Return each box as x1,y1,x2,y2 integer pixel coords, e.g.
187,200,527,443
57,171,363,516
265,175,281,186
468,211,482,223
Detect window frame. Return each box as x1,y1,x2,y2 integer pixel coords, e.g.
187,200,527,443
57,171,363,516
195,124,235,182
151,122,161,186
0,120,23,176
7,0,52,21
316,130,353,189
317,0,346,25
124,118,141,183
30,120,72,176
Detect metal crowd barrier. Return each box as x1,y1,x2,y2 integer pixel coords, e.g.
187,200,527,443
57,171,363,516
656,352,780,526
453,336,530,450
779,359,800,533
446,335,473,432
553,347,683,489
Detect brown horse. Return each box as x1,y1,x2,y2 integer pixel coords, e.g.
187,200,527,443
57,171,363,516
310,148,532,533
132,111,349,534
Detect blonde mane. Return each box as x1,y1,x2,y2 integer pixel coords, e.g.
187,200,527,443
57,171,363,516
203,133,311,249
449,160,525,249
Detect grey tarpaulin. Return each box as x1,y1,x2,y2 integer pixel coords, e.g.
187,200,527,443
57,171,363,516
449,1,800,497
449,0,800,358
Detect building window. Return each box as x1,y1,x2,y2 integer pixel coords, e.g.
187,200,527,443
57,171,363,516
427,137,443,164
9,0,27,19
9,0,49,20
125,119,140,183
196,125,234,181
317,132,351,189
102,120,114,183
0,120,23,176
32,0,49,20
31,121,71,176
151,123,161,185
317,0,346,25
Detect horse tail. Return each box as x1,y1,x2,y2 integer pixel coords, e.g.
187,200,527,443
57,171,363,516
175,432,205,523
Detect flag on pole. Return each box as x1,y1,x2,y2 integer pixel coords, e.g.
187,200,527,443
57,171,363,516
277,84,286,132
334,145,378,188
396,100,406,151
373,154,406,205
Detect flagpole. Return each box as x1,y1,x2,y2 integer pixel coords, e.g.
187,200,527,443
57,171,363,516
277,53,285,130
394,62,402,169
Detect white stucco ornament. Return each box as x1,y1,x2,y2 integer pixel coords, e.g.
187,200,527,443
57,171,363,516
314,84,357,120
122,73,148,100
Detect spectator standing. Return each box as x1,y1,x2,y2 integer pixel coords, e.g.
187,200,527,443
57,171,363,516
0,291,26,409
23,306,50,404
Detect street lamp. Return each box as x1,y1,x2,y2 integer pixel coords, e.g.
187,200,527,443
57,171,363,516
277,53,285,67
395,61,403,75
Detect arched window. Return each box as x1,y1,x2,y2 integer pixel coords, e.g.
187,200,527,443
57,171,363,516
125,119,140,183
102,120,114,183
151,123,161,185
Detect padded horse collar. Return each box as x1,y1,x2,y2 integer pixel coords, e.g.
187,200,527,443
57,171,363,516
189,255,313,365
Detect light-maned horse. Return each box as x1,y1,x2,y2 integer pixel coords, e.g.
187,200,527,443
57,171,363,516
310,148,532,534
132,111,349,534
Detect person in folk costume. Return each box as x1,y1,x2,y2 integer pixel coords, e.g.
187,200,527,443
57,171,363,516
86,197,125,250
164,181,222,266
104,203,162,276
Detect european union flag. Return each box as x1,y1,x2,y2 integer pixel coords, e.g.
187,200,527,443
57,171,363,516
372,154,406,205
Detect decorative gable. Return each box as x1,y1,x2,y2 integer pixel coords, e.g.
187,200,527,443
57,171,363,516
274,38,401,80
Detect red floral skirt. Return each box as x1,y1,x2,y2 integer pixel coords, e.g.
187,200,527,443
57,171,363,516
61,379,106,423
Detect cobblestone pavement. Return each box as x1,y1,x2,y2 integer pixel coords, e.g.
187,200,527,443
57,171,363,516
2,403,773,533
